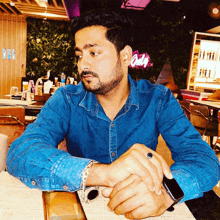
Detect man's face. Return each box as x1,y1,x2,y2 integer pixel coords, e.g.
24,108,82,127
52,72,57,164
74,25,125,94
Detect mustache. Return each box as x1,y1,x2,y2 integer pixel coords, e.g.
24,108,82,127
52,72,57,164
80,71,98,78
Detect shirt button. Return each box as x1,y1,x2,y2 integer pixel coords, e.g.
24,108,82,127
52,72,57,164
31,180,36,186
111,152,115,157
111,124,114,127
63,185,68,190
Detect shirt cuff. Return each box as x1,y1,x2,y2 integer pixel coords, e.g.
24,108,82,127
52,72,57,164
51,155,93,192
171,169,203,203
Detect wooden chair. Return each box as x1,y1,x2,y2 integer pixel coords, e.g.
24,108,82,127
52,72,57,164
213,111,220,151
213,152,220,197
0,106,26,146
0,134,8,172
179,100,190,120
190,104,218,148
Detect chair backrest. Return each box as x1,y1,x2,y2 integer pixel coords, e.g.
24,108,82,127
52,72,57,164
0,134,8,172
179,100,190,119
190,104,209,126
189,104,218,137
0,106,26,145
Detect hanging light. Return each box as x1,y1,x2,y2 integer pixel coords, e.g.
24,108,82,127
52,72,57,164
10,1,15,6
208,2,220,19
36,0,48,7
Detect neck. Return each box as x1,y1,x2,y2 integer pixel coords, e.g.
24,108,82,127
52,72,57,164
96,77,130,121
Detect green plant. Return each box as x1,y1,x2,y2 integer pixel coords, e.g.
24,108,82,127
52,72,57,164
26,18,77,81
26,5,192,88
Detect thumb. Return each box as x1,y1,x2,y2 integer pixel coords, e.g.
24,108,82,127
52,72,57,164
101,187,113,198
161,160,173,179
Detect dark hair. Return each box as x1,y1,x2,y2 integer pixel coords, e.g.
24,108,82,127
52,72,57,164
70,9,134,53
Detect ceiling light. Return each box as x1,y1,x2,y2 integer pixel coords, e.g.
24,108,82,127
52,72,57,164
36,0,48,7
213,8,219,15
208,2,220,19
26,12,68,19
163,0,180,2
121,0,151,10
10,2,15,6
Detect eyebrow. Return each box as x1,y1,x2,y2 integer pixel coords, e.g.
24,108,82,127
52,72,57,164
74,44,100,51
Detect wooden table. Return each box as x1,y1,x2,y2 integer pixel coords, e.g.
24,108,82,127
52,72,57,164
0,99,43,116
189,100,220,119
0,171,86,220
190,100,220,111
1,171,220,220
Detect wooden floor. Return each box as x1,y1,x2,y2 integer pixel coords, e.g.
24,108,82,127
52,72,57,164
156,135,220,198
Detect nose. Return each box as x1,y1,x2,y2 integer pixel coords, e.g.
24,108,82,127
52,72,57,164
78,54,91,72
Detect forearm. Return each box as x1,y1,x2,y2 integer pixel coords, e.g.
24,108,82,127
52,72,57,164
7,136,93,192
159,97,220,202
86,163,110,187
171,153,220,202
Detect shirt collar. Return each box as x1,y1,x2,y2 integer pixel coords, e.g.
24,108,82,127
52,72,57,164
79,74,139,114
128,74,139,110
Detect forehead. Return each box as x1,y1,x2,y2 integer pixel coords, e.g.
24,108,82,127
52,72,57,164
75,25,109,47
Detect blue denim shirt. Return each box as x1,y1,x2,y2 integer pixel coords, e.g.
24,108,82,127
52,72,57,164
7,75,220,202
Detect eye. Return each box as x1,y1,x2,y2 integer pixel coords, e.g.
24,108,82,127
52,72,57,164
91,52,99,56
75,54,82,60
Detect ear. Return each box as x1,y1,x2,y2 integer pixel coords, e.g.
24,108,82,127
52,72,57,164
120,45,133,66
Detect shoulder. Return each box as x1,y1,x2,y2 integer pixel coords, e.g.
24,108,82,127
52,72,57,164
54,82,85,97
63,82,85,95
48,82,86,107
130,78,175,110
134,78,170,98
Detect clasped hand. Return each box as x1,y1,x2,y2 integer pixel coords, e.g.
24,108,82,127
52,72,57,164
103,144,173,219
105,144,172,195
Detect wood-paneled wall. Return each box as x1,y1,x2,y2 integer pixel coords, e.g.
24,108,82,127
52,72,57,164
0,13,27,98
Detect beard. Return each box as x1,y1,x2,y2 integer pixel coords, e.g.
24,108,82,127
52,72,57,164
80,59,123,94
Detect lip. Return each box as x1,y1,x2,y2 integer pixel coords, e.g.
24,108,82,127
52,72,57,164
82,74,95,79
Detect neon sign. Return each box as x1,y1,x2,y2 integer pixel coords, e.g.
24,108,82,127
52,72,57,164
130,50,152,69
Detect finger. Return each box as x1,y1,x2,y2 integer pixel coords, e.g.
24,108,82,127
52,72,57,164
137,147,167,181
124,202,166,219
124,205,153,219
133,147,172,192
147,152,172,193
109,175,137,199
108,176,138,211
124,206,145,219
126,150,161,193
113,192,145,215
123,146,165,193
144,153,164,194
158,155,173,179
149,151,173,180
102,187,113,198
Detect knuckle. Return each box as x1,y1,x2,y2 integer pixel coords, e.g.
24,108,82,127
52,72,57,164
113,184,121,193
130,210,142,219
120,202,130,213
156,153,163,161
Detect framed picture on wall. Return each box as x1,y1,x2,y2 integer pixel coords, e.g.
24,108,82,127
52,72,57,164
2,49,6,60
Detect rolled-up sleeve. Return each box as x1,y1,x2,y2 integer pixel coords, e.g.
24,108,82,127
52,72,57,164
7,87,92,192
158,89,220,202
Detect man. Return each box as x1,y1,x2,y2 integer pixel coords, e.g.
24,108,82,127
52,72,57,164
7,10,220,219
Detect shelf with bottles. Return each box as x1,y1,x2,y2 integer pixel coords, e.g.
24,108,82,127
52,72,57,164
197,67,213,78
187,32,220,91
198,49,218,61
